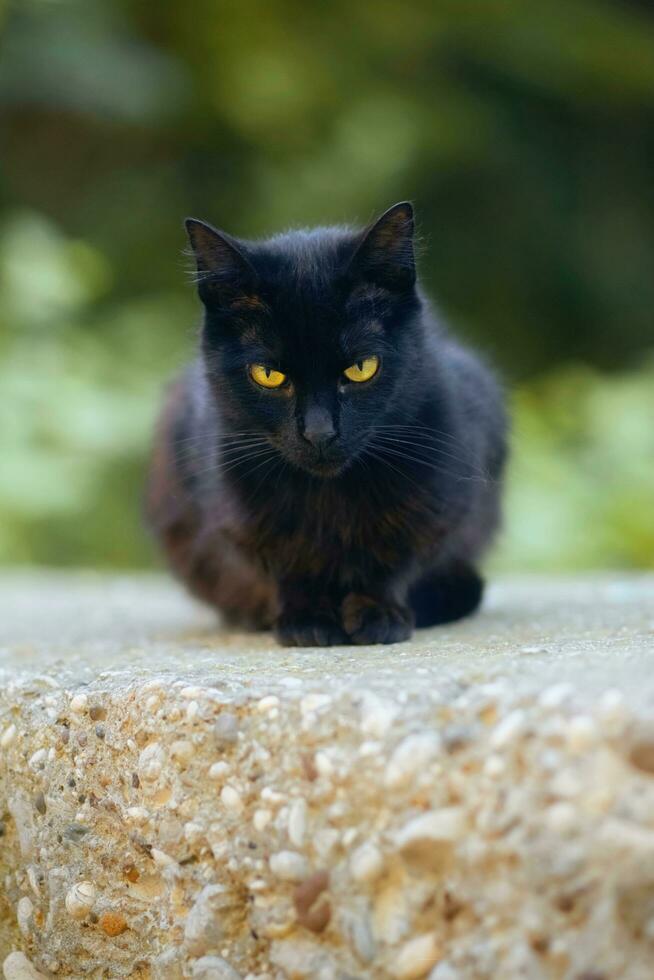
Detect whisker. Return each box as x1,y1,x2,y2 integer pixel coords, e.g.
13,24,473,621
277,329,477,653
190,446,279,480
171,436,271,466
360,447,428,496
373,424,474,452
369,440,491,484
235,450,285,493
372,434,488,476
373,433,478,468
244,453,288,508
170,429,267,452
373,426,465,445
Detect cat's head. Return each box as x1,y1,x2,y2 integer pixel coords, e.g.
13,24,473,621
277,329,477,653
186,203,423,477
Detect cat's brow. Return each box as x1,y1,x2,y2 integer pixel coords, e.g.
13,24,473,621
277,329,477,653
231,295,268,313
238,332,283,365
341,319,385,354
240,326,260,345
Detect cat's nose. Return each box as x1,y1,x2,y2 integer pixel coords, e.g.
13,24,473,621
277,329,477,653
302,407,336,448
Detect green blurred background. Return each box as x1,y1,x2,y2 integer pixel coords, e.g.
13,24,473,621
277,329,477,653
1,0,653,571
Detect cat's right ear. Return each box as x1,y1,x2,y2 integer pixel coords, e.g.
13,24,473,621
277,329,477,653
185,218,257,307
348,202,416,293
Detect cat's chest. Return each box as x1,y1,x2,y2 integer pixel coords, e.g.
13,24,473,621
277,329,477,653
239,483,443,574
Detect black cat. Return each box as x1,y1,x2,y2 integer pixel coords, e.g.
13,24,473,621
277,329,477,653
146,203,507,646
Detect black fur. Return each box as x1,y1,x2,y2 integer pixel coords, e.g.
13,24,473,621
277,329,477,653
146,203,508,646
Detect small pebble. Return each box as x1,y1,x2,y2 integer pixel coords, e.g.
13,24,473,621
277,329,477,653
185,821,204,844
546,802,578,834
385,733,441,789
300,693,331,715
597,689,627,736
209,761,231,781
253,809,272,832
490,710,526,749
395,808,465,853
151,848,176,867
391,933,441,979
349,842,384,883
629,736,654,774
360,692,398,738
428,963,458,980
69,693,88,714
566,715,598,753
26,867,43,896
287,799,307,847
64,823,89,842
28,749,47,770
99,910,128,936
138,742,166,781
269,850,309,882
171,739,194,765
293,870,330,933
214,713,239,746
17,896,33,936
180,686,204,699
70,694,89,715
483,755,506,778
185,885,230,955
65,881,96,919
126,806,149,825
539,683,574,709
314,752,333,777
1,724,17,749
191,956,242,980
2,952,48,980
257,695,280,712
221,785,243,813
350,913,376,962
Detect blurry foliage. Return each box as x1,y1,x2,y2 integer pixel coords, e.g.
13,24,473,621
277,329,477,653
497,363,654,571
0,0,652,569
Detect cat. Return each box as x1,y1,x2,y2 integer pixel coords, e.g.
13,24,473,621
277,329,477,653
146,202,507,646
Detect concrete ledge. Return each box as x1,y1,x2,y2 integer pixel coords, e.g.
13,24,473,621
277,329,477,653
1,572,654,979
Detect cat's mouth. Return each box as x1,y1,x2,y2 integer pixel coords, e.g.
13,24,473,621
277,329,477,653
304,458,345,477
290,445,347,478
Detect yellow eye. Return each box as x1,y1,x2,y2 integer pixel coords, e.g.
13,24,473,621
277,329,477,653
250,364,287,389
343,355,380,383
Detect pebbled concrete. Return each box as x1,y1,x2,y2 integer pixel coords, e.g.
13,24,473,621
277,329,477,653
0,572,653,978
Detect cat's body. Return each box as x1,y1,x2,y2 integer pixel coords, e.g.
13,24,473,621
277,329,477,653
146,204,507,645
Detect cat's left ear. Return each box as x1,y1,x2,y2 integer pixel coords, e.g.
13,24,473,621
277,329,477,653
185,218,257,308
349,202,415,292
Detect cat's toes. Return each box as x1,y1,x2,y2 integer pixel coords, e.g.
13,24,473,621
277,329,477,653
341,594,413,645
274,614,348,647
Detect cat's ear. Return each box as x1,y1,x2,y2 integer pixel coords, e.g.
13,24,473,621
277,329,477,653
185,218,257,307
349,202,415,292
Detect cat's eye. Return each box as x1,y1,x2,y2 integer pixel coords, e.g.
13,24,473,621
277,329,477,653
343,355,380,384
249,364,287,389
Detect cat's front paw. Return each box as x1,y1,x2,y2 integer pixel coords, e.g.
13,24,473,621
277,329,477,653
275,612,348,648
341,594,414,645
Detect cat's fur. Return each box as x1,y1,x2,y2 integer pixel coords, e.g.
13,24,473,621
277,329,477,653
146,203,507,646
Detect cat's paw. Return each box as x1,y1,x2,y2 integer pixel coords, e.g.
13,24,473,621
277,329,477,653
274,612,348,647
341,594,413,645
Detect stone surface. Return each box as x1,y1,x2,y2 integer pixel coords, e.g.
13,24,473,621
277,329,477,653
0,570,653,979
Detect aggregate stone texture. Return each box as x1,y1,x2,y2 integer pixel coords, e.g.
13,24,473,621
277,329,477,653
1,571,654,979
